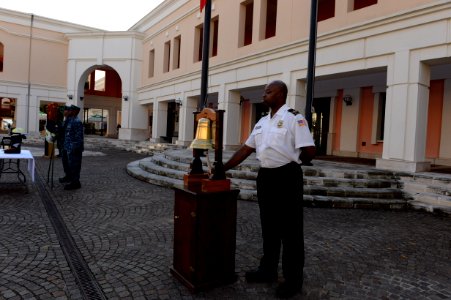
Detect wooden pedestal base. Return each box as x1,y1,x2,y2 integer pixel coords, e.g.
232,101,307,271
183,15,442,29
184,174,231,193
183,173,209,192
171,187,239,293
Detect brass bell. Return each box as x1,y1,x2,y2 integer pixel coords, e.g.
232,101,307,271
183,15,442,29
190,117,214,150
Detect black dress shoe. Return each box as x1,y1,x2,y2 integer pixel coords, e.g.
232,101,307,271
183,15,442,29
245,269,277,283
275,281,301,298
64,182,81,190
59,177,70,183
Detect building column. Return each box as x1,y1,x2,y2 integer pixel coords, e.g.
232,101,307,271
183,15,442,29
294,80,307,115
27,95,39,134
118,93,149,141
106,109,115,138
176,96,197,146
285,72,297,109
110,107,119,138
15,94,29,133
339,88,360,157
376,51,431,172
327,96,336,155
150,100,168,143
222,89,241,150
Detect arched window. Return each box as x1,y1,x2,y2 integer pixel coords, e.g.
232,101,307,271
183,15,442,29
0,42,4,72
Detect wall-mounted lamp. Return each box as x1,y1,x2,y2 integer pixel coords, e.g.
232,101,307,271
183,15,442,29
123,96,128,101
239,96,248,106
79,96,84,101
343,95,353,106
175,98,182,106
67,94,73,100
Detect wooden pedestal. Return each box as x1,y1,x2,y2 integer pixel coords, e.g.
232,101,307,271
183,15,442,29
171,187,239,293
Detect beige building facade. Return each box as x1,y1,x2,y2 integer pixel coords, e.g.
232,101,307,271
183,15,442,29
1,0,451,173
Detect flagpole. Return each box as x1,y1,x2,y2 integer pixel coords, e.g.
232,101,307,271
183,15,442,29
190,0,212,176
200,0,211,110
305,0,318,129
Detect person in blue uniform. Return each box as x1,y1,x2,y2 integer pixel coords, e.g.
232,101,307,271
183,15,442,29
59,105,84,190
223,80,316,298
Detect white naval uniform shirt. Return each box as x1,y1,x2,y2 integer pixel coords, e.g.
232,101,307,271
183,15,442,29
245,104,315,168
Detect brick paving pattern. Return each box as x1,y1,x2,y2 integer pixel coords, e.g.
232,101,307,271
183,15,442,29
0,146,450,299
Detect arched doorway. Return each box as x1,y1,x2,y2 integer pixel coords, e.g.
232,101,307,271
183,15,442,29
78,66,122,138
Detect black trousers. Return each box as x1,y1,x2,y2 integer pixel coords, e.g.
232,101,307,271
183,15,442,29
256,162,304,283
62,149,82,183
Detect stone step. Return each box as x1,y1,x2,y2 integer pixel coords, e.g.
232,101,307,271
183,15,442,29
408,200,451,215
132,143,181,153
163,150,398,180
157,152,399,182
152,155,191,173
127,160,182,188
304,186,405,199
127,160,257,200
132,157,407,202
139,157,257,192
152,154,258,180
303,195,407,210
403,181,451,196
163,149,260,172
143,155,403,193
25,136,445,214
305,177,399,189
139,158,187,180
303,167,398,180
410,192,451,207
127,160,407,207
399,173,451,187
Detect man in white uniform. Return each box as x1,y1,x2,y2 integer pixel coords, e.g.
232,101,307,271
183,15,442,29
223,80,315,298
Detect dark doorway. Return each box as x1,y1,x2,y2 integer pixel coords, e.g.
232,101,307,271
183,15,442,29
255,102,269,123
312,97,331,155
165,102,179,143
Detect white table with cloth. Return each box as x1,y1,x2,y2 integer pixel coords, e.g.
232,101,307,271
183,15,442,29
0,149,35,183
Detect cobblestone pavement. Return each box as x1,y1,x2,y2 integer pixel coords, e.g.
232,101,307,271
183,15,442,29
0,147,450,300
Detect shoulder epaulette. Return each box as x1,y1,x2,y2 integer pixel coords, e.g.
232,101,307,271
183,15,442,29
288,108,299,115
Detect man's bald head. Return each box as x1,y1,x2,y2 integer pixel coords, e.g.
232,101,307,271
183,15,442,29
267,80,288,100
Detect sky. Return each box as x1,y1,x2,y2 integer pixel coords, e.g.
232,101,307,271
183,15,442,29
0,0,166,31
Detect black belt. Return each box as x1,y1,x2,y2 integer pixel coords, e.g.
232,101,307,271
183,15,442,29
260,161,300,172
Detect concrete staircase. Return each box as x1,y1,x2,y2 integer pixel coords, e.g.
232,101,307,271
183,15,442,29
22,135,184,155
399,172,451,215
23,135,451,214
127,148,409,210
83,137,183,154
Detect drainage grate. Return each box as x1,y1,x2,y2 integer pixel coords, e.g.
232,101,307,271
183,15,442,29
35,171,106,300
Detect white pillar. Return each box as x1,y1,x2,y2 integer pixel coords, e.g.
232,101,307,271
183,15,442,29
177,96,197,146
222,89,241,150
151,100,168,143
295,80,307,114
118,94,148,141
327,96,336,155
110,107,119,138
376,51,431,172
340,88,360,156
15,94,29,132
27,94,39,134
285,73,297,109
